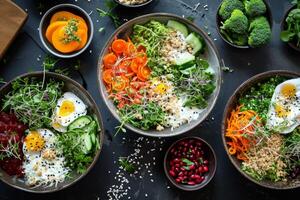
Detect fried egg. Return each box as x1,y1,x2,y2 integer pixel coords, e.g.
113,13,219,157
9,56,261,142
52,92,87,132
266,78,300,134
22,129,69,187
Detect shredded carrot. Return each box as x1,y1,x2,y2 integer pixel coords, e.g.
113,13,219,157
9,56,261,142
225,105,261,161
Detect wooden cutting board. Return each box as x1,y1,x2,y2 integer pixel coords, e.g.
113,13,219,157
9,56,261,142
0,0,28,59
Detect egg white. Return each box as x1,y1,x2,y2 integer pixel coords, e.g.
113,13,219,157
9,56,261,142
22,129,69,187
52,92,87,132
266,78,300,134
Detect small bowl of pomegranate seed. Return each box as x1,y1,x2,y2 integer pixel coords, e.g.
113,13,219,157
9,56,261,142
164,137,217,191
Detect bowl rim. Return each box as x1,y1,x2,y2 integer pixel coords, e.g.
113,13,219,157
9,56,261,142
39,4,94,58
215,0,273,49
0,71,104,193
113,0,153,8
280,4,300,52
221,70,300,190
163,136,217,191
97,12,222,137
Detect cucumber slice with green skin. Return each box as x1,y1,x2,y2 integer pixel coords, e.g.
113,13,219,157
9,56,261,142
90,133,96,145
167,20,188,37
83,121,97,135
175,52,195,66
68,116,92,131
185,32,203,55
82,133,92,153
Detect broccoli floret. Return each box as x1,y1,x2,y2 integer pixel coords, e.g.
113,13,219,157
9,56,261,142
219,0,245,20
244,0,267,17
248,16,271,47
221,9,249,35
232,34,248,46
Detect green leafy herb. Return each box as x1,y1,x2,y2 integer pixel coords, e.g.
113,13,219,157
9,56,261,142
43,55,60,71
283,128,300,172
57,129,94,174
0,77,6,84
239,76,287,122
116,102,165,135
97,0,121,28
172,58,215,108
119,157,135,173
2,77,63,129
131,20,170,76
62,19,81,44
181,158,194,166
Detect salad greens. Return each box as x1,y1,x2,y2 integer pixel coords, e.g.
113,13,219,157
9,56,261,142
131,20,170,76
57,116,100,174
2,77,63,130
117,102,166,132
239,76,287,122
172,58,215,108
283,128,300,174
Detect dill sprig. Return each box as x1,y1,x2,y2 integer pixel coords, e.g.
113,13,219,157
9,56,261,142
97,0,121,28
119,157,135,173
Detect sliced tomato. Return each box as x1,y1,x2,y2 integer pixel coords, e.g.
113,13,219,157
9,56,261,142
138,65,151,81
103,53,117,68
124,42,137,56
112,39,128,54
112,76,129,92
130,59,140,73
103,69,114,84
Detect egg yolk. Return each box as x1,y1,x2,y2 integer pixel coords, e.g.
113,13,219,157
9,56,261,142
281,83,296,98
154,83,168,94
25,131,45,152
275,104,290,118
58,100,75,117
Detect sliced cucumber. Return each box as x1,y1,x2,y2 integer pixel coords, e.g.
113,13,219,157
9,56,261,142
83,121,97,135
68,116,92,131
167,20,188,37
180,65,197,75
90,133,96,145
82,133,92,153
175,52,195,66
185,32,203,55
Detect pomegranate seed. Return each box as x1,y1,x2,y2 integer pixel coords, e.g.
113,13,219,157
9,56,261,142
188,181,196,185
189,165,195,170
169,170,176,177
175,178,181,183
203,166,209,172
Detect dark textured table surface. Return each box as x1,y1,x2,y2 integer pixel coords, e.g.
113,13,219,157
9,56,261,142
0,0,300,199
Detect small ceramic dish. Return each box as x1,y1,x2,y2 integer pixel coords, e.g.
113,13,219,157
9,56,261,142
216,0,273,48
163,137,217,191
222,70,300,189
113,0,153,8
39,4,94,58
280,5,300,52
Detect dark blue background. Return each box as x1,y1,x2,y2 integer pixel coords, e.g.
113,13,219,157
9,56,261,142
0,0,299,199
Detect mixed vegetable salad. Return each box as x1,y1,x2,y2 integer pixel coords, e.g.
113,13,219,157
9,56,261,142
226,76,300,182
0,76,100,187
101,19,216,132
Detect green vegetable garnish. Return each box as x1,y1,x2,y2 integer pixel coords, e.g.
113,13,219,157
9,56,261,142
2,77,63,130
119,157,135,173
239,76,287,122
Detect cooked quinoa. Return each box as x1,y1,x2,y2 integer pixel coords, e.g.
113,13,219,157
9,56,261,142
242,134,287,181
118,0,149,5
